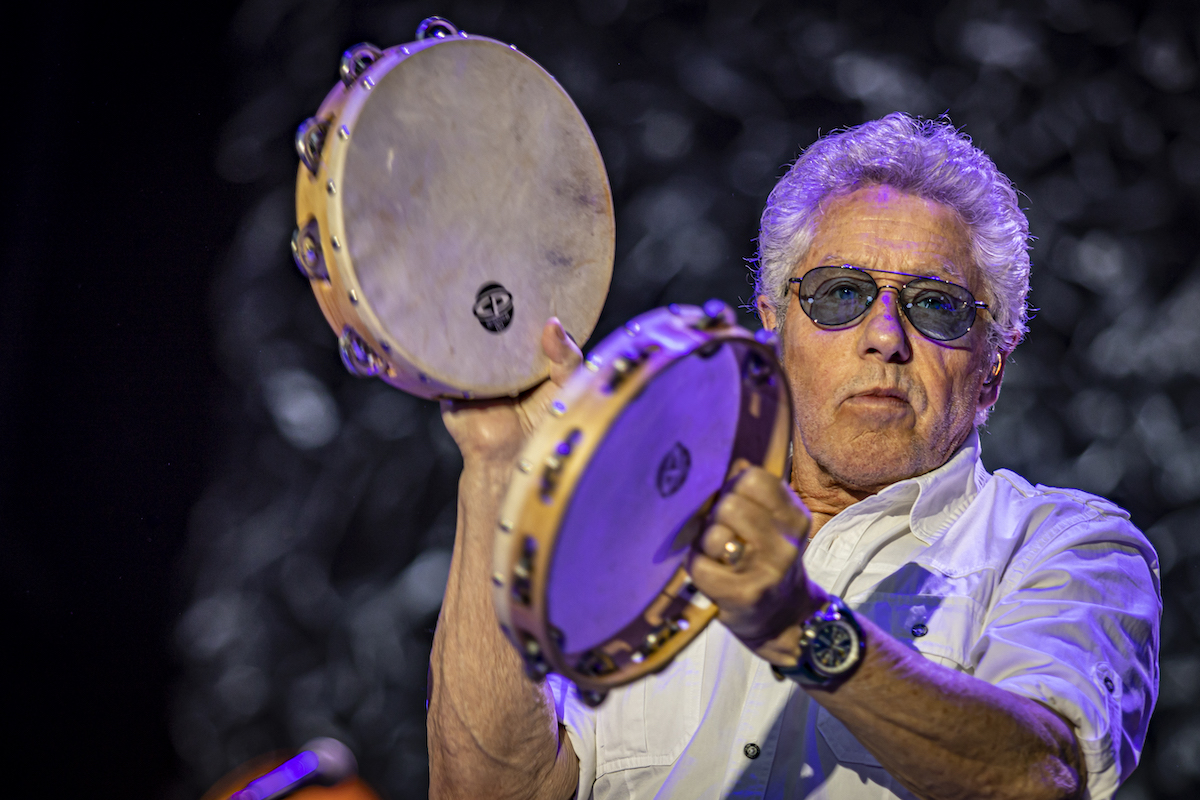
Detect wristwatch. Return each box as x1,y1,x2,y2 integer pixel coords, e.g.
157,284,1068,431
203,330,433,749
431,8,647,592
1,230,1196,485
773,596,865,689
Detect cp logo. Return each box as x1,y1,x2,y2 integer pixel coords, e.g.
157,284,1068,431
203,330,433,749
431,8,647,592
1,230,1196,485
473,282,514,333
656,442,691,498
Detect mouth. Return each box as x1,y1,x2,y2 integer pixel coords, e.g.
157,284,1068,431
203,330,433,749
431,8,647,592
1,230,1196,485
840,387,914,420
848,387,910,404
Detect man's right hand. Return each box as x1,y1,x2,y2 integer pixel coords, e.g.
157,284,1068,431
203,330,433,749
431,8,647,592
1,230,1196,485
441,317,584,470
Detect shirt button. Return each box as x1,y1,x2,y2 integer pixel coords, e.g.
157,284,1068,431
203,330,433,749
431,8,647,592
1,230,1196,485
911,623,928,637
744,743,761,759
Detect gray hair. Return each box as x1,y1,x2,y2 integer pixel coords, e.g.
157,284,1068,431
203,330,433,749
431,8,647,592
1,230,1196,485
754,113,1030,356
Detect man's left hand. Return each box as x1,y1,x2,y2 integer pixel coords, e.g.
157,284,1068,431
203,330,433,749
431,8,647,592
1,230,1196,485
688,464,827,664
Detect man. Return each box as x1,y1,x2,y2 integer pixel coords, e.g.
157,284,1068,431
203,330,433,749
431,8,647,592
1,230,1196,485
427,114,1160,800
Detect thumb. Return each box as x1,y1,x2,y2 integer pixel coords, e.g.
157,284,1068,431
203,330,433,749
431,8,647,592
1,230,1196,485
542,317,583,387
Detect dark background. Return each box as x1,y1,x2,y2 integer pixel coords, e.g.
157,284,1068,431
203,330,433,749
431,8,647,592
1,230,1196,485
4,1,1199,798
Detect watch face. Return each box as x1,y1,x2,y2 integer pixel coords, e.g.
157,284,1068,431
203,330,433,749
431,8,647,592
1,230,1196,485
809,619,860,676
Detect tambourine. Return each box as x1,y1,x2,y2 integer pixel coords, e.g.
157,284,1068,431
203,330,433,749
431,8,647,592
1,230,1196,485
292,17,613,400
492,301,793,704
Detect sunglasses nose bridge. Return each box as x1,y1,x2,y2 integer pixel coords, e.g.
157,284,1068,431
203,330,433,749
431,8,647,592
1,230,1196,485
869,282,906,315
856,281,914,363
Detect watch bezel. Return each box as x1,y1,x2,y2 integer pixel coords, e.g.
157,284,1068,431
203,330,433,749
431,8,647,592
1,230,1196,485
806,616,861,677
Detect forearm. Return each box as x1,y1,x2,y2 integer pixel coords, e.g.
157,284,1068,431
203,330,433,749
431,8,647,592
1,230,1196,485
813,616,1085,800
428,463,576,800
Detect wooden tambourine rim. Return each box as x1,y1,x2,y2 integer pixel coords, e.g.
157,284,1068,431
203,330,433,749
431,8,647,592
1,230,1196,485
492,304,793,695
294,34,614,399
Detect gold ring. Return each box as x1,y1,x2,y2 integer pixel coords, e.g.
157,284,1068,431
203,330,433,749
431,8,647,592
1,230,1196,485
722,537,745,567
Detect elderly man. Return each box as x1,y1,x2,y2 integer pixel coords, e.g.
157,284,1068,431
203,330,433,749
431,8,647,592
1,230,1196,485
427,114,1160,800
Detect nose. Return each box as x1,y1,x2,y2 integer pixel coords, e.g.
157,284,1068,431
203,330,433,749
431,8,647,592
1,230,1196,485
857,286,912,364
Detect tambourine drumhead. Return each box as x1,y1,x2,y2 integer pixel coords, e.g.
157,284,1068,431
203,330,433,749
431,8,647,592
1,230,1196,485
295,28,613,399
493,303,792,701
547,347,742,653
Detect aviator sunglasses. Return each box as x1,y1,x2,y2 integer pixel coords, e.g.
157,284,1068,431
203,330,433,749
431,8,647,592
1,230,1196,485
789,265,989,342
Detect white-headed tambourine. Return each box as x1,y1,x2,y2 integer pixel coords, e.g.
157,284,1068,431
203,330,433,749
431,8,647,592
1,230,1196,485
293,17,613,399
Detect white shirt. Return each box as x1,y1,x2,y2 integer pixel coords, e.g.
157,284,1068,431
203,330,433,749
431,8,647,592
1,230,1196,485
548,433,1161,800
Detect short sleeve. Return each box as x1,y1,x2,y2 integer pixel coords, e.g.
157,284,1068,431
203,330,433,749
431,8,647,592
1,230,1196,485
970,512,1161,800
546,674,598,799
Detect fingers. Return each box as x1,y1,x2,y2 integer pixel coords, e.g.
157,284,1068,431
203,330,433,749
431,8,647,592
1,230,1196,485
697,520,746,564
542,317,583,387
689,473,816,650
699,494,776,563
720,467,812,546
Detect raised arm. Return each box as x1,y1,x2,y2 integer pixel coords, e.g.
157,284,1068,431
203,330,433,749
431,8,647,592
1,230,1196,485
428,319,581,800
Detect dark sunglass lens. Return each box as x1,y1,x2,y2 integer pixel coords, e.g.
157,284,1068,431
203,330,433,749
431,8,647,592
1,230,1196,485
800,268,875,326
901,280,975,340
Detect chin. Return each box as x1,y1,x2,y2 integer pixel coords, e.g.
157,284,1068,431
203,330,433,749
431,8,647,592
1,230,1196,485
824,456,921,492
805,428,936,490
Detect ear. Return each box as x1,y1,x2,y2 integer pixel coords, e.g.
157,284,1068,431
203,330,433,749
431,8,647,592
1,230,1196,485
978,350,1005,411
756,295,779,332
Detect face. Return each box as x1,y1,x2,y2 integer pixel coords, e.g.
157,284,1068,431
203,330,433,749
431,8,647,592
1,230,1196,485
758,184,1002,495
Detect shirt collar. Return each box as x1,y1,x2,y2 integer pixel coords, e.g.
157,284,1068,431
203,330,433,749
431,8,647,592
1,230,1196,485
829,430,988,545
906,430,989,542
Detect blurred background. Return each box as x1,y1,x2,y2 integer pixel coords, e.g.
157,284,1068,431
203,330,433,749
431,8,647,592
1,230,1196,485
4,0,1198,797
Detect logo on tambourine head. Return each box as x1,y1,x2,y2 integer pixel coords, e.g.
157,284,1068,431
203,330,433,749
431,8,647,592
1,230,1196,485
473,282,514,333
656,442,691,498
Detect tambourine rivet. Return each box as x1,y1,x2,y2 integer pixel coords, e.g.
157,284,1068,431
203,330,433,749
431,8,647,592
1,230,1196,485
518,459,533,473
349,290,359,304
362,75,375,89
630,651,645,664
676,618,690,631
585,361,599,372
551,400,567,416
492,572,505,586
498,520,513,533
625,321,640,335
327,180,336,195
401,46,410,55
509,44,518,50
331,236,341,250
338,125,349,140
548,627,565,649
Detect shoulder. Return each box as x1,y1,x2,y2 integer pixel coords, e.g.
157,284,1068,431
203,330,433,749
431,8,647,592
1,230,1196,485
920,466,1157,579
974,468,1159,585
973,468,1142,542
988,469,1131,521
